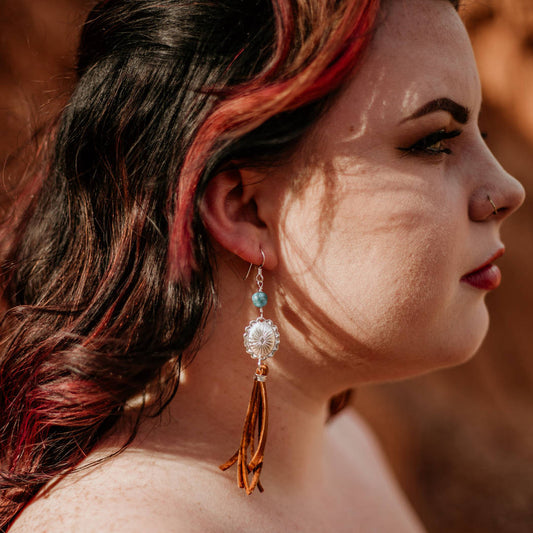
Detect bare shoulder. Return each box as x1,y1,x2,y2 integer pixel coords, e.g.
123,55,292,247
326,406,393,469
9,451,223,533
326,407,427,533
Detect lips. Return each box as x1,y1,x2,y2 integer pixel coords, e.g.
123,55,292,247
461,248,505,291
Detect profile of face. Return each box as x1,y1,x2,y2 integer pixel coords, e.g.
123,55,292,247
266,0,525,386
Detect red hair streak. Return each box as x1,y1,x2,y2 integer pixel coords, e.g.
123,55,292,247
168,0,380,280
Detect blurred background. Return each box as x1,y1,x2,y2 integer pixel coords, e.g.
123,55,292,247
0,1,531,532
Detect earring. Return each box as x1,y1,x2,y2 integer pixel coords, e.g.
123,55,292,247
487,195,498,216
219,249,280,494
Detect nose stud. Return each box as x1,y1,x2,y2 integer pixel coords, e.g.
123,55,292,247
487,195,498,216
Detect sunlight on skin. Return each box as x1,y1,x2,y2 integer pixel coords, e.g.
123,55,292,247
6,2,525,531
272,0,524,387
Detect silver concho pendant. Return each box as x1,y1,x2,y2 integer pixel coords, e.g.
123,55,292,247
243,317,280,360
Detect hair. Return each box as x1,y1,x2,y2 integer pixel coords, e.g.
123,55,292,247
0,0,381,527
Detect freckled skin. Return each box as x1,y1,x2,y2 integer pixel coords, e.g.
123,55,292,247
9,2,525,531
270,0,525,385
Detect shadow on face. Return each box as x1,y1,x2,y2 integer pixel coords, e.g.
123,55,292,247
267,0,523,391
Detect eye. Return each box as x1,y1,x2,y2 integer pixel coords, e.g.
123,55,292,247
397,129,462,156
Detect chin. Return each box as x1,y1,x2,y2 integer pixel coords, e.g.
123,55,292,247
425,310,491,372
377,313,491,382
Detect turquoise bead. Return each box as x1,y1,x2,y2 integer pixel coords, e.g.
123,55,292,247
252,291,268,308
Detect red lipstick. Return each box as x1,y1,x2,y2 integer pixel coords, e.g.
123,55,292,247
461,248,505,291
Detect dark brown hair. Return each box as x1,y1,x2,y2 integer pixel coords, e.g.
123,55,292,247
0,0,381,528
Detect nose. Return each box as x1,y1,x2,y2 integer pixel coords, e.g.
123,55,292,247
468,154,525,222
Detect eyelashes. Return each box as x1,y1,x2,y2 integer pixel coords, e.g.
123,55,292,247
397,129,462,156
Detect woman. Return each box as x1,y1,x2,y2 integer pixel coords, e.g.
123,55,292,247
0,0,524,530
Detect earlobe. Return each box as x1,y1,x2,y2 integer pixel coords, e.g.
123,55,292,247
200,167,278,268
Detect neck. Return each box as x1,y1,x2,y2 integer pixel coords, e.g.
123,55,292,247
123,257,351,495
142,345,330,494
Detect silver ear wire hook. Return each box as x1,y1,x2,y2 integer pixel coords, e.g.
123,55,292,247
243,248,265,280
244,262,253,281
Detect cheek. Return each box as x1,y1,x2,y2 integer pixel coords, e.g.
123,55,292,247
331,206,456,344
278,172,486,376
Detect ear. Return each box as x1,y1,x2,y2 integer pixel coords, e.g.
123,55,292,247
200,167,278,269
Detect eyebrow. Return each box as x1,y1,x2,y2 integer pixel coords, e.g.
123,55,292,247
401,98,470,125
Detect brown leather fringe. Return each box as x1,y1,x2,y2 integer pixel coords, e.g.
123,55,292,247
219,364,269,494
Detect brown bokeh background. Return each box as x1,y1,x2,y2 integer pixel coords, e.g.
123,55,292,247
0,1,531,532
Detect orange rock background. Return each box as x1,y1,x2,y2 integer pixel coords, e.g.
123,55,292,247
0,0,91,214
0,2,532,532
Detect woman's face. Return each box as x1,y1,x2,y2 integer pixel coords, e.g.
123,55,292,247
272,0,525,385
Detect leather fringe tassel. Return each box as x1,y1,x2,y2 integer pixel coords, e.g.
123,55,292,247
219,364,269,494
